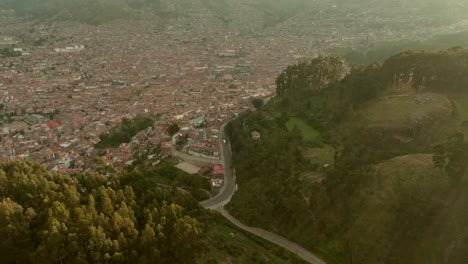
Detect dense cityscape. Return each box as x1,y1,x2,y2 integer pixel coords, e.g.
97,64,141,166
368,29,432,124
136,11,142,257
2,6,467,174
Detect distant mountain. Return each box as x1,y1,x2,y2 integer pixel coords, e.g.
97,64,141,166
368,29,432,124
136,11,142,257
0,0,467,28
0,0,129,25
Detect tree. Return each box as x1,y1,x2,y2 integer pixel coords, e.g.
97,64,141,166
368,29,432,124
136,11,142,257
96,115,153,148
444,133,467,182
0,160,207,264
276,111,289,128
291,125,303,144
0,198,34,263
432,144,446,168
276,56,344,97
167,123,180,136
0,48,20,57
252,98,264,110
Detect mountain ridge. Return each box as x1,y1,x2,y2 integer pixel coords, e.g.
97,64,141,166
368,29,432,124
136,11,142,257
1,0,467,28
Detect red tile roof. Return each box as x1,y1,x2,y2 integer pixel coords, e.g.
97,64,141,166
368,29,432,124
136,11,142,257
47,122,60,127
212,164,224,175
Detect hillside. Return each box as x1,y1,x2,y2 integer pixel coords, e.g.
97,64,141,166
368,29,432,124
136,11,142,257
347,93,456,152
348,154,450,264
226,48,468,263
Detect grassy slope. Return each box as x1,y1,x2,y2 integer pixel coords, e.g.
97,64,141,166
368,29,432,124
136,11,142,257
286,117,322,143
344,92,457,157
453,94,468,121
413,179,468,264
360,93,452,128
451,93,468,140
348,154,450,264
283,110,334,166
303,145,335,166
201,213,308,264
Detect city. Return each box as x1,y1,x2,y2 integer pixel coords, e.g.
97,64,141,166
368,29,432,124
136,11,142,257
1,1,468,263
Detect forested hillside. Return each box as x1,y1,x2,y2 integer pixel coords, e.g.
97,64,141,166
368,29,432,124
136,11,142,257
0,160,203,263
0,160,307,264
227,48,468,263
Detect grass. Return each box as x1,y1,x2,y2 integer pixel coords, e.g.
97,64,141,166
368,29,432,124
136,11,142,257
451,94,468,141
345,154,450,263
366,153,468,264
304,145,335,165
373,154,449,196
413,177,468,264
376,154,443,180
286,117,322,144
361,93,452,128
451,94,468,121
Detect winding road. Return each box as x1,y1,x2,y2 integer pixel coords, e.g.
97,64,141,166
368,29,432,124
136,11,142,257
192,124,327,264
218,208,326,264
199,123,237,210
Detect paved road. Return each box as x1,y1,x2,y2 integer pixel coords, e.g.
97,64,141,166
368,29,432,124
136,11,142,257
197,123,327,264
200,123,237,209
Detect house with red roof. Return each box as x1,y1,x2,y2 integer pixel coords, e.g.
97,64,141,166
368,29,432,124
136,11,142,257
47,121,60,128
212,164,224,178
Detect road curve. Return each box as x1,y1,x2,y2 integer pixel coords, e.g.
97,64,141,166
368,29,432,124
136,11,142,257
197,123,327,264
200,123,237,209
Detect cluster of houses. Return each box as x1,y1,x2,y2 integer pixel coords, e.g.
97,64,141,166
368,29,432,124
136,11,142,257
0,15,321,173
198,163,225,194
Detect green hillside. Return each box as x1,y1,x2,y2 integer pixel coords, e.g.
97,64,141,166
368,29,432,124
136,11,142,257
347,93,456,152
226,48,468,263
348,154,450,263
